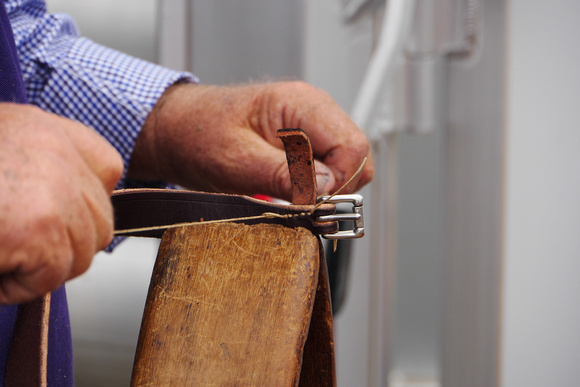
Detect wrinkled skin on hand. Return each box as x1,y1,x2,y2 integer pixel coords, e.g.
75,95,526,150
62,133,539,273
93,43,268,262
129,81,374,202
0,104,123,304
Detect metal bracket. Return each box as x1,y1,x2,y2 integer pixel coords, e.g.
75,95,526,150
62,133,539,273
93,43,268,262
318,194,365,239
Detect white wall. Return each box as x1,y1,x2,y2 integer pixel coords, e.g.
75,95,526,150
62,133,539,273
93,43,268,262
442,1,580,385
304,3,448,386
189,0,303,84
46,0,157,63
501,0,580,385
441,1,506,385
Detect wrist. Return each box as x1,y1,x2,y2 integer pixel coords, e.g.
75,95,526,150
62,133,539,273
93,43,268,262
127,82,191,182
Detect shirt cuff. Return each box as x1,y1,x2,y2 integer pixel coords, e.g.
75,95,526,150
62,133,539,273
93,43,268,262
26,37,198,189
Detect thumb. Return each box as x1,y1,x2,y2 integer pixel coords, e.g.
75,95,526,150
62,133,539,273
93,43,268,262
267,156,335,202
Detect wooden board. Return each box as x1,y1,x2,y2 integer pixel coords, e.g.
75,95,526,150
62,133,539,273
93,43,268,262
131,222,320,386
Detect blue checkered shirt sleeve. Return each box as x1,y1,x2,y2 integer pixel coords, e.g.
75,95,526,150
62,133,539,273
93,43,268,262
6,0,198,188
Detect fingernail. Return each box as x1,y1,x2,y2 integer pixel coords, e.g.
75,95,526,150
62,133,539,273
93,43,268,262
314,162,335,195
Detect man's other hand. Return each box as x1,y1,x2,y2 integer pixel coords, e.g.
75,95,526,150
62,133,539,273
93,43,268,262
0,104,123,304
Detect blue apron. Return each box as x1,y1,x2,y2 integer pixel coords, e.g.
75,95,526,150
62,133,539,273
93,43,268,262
0,2,73,385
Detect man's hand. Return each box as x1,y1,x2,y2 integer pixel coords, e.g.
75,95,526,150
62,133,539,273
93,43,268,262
0,104,123,304
129,81,374,201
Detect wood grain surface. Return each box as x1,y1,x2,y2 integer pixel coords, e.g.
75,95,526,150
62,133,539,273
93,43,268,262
131,222,320,386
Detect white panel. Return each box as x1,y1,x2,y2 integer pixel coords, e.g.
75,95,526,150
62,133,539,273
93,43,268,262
502,0,580,385
441,1,505,386
190,0,304,84
46,0,157,62
158,0,190,70
303,0,374,111
393,129,445,380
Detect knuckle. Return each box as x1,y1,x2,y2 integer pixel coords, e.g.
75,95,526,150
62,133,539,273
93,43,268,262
350,131,371,157
70,251,94,279
284,80,318,95
5,244,72,302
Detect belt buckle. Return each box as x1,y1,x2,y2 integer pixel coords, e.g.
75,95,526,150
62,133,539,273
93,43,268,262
317,194,365,239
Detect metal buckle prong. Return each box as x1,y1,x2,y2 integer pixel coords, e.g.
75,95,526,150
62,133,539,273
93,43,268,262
317,194,365,239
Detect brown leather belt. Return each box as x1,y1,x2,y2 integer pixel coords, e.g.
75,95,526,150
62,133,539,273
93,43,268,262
112,189,339,238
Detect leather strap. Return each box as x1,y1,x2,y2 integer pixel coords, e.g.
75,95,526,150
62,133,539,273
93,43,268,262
277,128,318,205
5,294,51,387
112,189,338,238
298,241,336,386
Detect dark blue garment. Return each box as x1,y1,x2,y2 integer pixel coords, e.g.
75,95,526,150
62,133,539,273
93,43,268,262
0,1,73,385
0,0,26,103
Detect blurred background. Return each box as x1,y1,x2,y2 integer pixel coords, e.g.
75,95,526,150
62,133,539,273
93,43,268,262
46,0,580,386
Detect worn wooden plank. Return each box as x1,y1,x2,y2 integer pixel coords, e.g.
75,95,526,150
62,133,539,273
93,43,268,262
131,222,320,386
